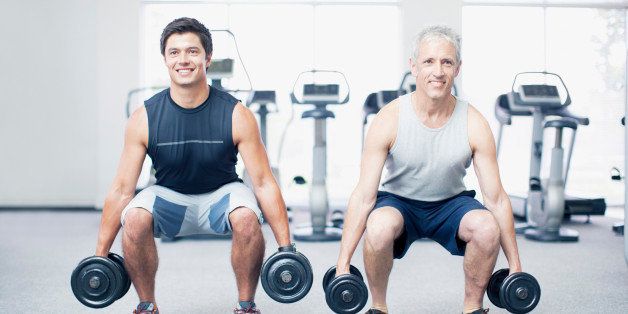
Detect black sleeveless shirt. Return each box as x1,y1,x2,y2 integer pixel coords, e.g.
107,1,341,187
144,87,241,194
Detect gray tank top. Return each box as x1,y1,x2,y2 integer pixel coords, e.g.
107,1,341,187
380,93,472,201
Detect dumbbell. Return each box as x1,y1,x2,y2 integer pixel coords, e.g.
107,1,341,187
323,265,368,314
70,252,131,308
486,268,541,314
260,244,313,303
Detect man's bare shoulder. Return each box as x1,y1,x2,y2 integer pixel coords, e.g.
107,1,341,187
126,106,148,146
466,103,491,130
373,97,400,122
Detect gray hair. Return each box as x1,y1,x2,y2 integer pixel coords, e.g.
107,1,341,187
411,25,461,64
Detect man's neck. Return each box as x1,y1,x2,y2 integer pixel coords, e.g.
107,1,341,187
170,82,210,109
412,91,454,117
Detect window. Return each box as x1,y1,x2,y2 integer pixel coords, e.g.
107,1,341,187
462,5,626,204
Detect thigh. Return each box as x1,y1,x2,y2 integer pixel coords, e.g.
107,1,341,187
121,185,197,239
197,181,263,235
423,194,486,256
372,192,422,259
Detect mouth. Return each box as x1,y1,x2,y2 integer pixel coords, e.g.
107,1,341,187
428,81,446,87
176,68,195,75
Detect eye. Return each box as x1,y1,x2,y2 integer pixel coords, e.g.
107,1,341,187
169,50,178,56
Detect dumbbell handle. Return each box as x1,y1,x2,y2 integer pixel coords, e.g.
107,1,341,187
278,243,296,252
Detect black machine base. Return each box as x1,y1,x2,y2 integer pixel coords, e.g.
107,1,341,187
509,194,606,220
293,224,342,242
524,227,579,242
613,223,624,235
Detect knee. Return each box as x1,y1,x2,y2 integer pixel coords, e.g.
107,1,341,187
229,207,261,239
468,212,500,248
365,211,401,252
123,208,153,241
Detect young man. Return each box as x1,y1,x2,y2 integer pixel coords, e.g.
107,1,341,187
94,17,291,314
334,25,522,314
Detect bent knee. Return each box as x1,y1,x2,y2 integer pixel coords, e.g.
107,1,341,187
229,207,260,235
365,208,404,250
123,208,153,239
463,211,500,244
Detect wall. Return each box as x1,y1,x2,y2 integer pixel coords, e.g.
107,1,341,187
0,0,139,207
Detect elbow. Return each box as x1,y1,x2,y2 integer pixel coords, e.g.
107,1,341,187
484,191,511,214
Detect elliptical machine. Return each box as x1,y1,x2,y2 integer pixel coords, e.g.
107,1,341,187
495,71,605,242
290,69,350,241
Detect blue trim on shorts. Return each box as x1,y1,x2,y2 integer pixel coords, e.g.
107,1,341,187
209,193,231,234
153,196,186,238
373,190,486,258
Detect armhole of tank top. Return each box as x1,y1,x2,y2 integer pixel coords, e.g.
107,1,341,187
144,102,155,156
388,95,405,154
463,101,473,162
228,101,237,148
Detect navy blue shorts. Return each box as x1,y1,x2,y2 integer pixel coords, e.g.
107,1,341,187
373,190,486,258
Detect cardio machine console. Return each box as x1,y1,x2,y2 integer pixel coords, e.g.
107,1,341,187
248,90,276,105
206,58,234,80
516,84,561,107
302,84,340,103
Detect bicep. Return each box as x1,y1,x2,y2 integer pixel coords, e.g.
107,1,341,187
356,113,393,200
111,109,148,194
232,103,271,186
470,109,504,204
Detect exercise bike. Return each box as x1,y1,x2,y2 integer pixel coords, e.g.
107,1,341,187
290,69,350,241
495,71,605,242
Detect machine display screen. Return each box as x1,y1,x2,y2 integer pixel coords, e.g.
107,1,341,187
207,58,234,78
251,90,276,104
303,84,339,97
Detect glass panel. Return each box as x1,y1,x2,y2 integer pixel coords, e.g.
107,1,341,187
461,6,545,194
545,7,626,204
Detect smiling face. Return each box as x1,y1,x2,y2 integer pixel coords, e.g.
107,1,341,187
410,37,460,101
164,32,211,88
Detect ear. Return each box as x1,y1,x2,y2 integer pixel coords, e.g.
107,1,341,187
409,57,418,77
453,60,461,77
205,53,212,70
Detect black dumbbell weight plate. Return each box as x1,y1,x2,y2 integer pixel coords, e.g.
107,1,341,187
108,253,131,300
261,251,313,303
322,265,363,290
500,272,541,314
70,256,124,308
487,268,509,308
326,275,368,314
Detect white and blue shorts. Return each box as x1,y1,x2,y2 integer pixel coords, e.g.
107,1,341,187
121,182,263,238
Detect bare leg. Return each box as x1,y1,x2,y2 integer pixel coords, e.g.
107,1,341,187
122,208,158,305
229,207,265,302
363,206,405,312
458,210,500,312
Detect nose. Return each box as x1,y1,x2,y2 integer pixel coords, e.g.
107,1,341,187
434,63,445,76
178,51,190,64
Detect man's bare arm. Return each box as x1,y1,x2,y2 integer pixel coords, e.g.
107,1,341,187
336,101,397,273
468,105,521,272
233,103,291,247
95,107,148,256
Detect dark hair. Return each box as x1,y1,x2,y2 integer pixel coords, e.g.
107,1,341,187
160,17,212,56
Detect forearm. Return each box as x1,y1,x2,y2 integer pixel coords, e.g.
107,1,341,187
253,179,291,247
336,190,374,272
486,194,522,271
95,190,134,256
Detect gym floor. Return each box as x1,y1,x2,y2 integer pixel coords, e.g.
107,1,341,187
0,207,626,313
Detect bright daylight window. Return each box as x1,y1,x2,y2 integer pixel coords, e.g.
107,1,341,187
462,5,626,205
